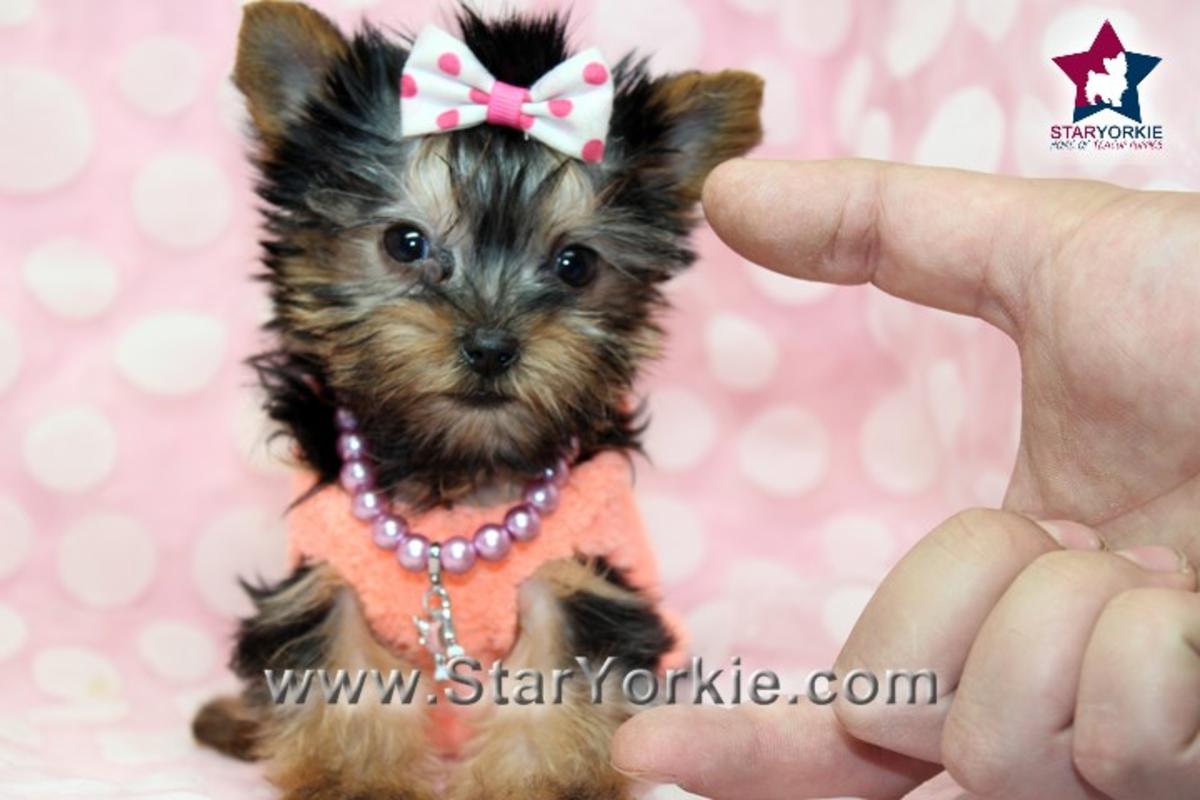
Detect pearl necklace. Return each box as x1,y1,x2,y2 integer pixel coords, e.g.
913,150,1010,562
333,406,574,678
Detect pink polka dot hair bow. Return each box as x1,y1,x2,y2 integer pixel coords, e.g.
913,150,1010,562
399,25,613,163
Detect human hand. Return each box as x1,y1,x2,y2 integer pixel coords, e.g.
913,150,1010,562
612,159,1200,798
830,510,1196,800
698,159,1200,558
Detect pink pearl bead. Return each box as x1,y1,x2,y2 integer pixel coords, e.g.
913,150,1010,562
372,515,406,550
473,523,512,561
524,480,559,514
351,490,383,521
339,460,374,493
440,536,476,574
337,433,366,461
335,407,358,431
541,458,569,486
397,533,429,571
504,504,540,542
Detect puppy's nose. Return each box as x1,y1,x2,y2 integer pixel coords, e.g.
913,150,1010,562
460,328,520,377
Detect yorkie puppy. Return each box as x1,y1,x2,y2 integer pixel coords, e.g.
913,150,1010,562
193,2,762,798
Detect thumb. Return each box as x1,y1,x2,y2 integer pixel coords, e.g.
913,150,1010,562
701,159,1124,338
611,702,937,800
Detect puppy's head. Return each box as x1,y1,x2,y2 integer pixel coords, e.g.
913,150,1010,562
236,1,762,505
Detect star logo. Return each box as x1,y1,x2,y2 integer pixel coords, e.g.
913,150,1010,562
1053,20,1160,123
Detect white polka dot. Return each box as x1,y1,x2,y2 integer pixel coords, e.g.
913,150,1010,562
2,778,121,797
915,87,1006,172
835,56,872,146
745,261,835,306
1014,96,1060,178
973,469,1009,506
0,314,20,394
58,513,157,608
821,514,898,580
723,558,815,634
726,0,780,15
705,312,779,391
119,37,204,117
33,646,123,701
193,507,289,616
745,55,801,146
685,599,738,663
884,0,956,78
0,604,27,661
0,496,33,581
737,405,828,496
0,715,40,747
866,290,915,349
217,78,249,135
116,312,226,396
233,392,291,474
0,0,36,26
854,108,893,160
778,0,852,56
26,700,129,725
132,152,232,249
593,0,702,71
964,0,1020,41
821,584,873,643
22,238,119,319
125,768,217,795
935,308,984,337
647,785,708,800
97,729,193,766
137,621,217,683
638,491,707,584
926,359,965,445
13,777,123,796
860,389,941,494
643,388,718,472
0,66,93,193
23,405,117,492
1143,178,1193,192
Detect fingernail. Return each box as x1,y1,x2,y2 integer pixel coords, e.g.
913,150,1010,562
1038,520,1103,551
1114,545,1190,573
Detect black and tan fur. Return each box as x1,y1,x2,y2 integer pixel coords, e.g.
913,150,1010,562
194,2,762,798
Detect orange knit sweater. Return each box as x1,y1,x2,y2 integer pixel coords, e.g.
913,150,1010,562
288,451,686,671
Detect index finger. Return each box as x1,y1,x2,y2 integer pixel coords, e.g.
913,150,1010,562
700,159,1124,336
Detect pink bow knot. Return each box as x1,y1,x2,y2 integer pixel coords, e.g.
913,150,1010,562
482,81,533,130
398,25,614,163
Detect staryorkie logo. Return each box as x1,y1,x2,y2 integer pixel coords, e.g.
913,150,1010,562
1048,20,1163,151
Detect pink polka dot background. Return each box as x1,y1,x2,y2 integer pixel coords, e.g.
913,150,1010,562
1,1,1198,798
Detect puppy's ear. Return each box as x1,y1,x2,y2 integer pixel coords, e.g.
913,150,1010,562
636,70,764,207
234,1,349,140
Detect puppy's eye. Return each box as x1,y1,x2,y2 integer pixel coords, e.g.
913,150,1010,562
383,224,429,264
552,245,597,288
